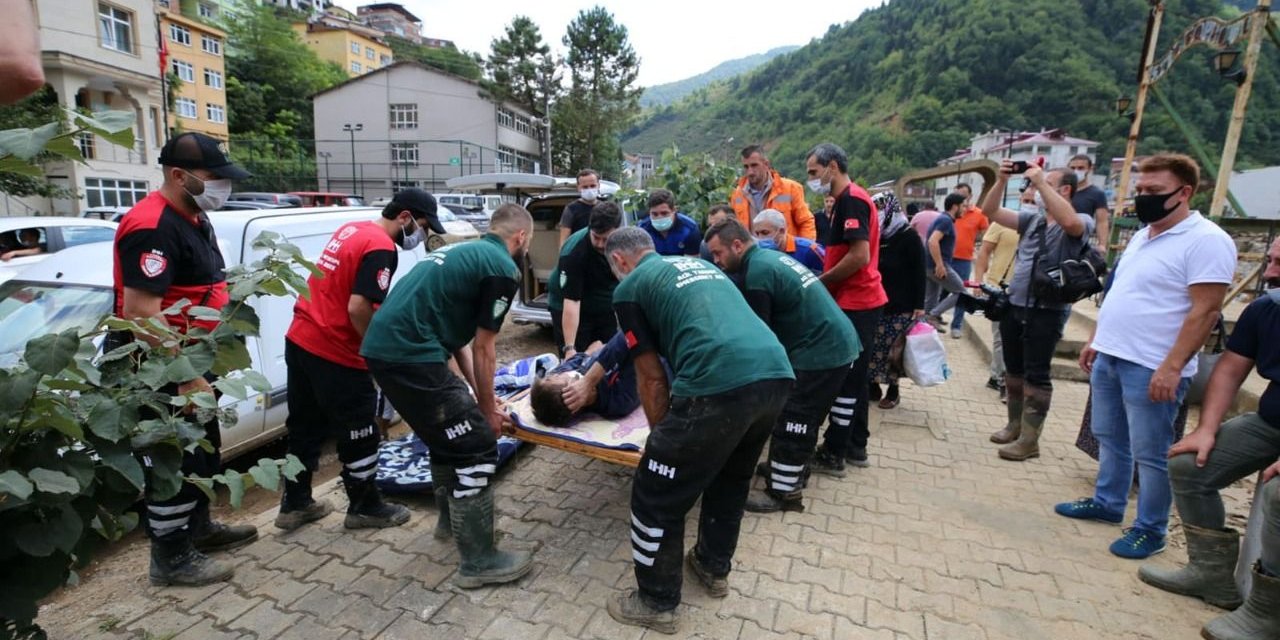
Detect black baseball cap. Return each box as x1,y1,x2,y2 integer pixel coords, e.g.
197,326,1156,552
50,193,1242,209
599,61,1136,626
159,132,251,180
384,188,445,234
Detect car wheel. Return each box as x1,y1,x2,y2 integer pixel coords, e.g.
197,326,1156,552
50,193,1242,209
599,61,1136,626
427,234,447,250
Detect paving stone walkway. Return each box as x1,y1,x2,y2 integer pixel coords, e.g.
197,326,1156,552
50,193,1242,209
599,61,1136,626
39,321,1256,639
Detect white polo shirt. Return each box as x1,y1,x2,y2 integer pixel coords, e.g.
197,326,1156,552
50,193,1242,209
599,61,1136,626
1092,212,1236,377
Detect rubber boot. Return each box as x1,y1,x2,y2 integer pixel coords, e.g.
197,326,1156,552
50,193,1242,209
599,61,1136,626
274,470,333,531
1201,563,1280,640
190,501,258,553
1138,525,1243,609
999,384,1048,461
343,478,410,529
744,488,804,513
431,463,454,540
990,376,1024,444
149,536,234,587
449,487,534,589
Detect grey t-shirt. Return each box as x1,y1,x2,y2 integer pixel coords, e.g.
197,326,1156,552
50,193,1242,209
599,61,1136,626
1007,210,1095,310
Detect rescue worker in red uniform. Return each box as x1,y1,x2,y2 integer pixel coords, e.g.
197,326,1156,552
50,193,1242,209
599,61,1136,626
276,189,446,531
111,132,256,586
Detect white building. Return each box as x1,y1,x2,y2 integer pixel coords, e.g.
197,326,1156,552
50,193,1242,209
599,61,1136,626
263,0,329,14
13,0,168,217
934,129,1102,207
312,62,545,199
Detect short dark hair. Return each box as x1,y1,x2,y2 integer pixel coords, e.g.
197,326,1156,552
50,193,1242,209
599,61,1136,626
1048,168,1079,198
706,217,753,246
944,193,967,212
906,202,921,217
530,376,574,426
1070,154,1094,168
806,142,848,173
588,201,623,233
1138,153,1200,192
577,169,599,182
647,188,675,210
740,144,767,160
955,182,972,195
707,203,734,219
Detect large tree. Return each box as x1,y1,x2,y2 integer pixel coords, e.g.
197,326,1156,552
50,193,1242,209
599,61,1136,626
552,7,641,177
484,16,561,116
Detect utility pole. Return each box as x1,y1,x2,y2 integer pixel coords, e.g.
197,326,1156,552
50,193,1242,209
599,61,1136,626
318,151,332,191
1116,1,1165,217
1210,0,1271,218
343,123,362,195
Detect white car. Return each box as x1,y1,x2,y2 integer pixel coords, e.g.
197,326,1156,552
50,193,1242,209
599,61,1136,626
0,216,118,284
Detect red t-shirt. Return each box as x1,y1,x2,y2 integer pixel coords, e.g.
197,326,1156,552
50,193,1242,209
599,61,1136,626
113,191,229,333
286,221,397,370
822,182,888,311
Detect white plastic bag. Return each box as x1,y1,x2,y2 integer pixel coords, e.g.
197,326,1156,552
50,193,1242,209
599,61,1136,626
903,321,950,387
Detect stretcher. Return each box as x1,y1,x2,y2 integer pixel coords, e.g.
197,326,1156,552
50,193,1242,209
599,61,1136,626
503,388,647,468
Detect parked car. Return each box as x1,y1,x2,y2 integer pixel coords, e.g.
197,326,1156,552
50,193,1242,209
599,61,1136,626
288,191,364,207
432,193,486,210
0,216,118,284
80,206,130,222
227,192,304,207
0,206,429,461
446,203,492,234
218,201,295,211
431,205,482,249
443,173,626,327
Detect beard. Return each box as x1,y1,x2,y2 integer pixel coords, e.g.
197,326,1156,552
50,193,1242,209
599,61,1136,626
1265,276,1280,289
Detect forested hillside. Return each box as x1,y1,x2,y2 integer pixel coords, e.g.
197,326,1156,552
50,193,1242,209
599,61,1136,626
640,46,800,108
622,0,1280,184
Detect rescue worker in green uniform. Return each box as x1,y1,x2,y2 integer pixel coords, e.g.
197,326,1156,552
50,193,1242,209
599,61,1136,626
601,227,794,634
555,201,623,358
703,219,862,514
361,204,535,589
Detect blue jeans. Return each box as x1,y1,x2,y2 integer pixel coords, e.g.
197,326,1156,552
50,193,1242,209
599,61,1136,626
948,258,972,330
1090,353,1190,536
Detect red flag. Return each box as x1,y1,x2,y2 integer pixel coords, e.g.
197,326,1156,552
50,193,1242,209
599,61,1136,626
158,32,168,74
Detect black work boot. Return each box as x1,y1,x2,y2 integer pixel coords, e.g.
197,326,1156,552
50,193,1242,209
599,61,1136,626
274,470,334,531
809,445,847,478
607,588,678,634
343,478,410,529
685,549,729,597
449,488,533,589
150,536,234,587
191,502,258,553
431,463,455,540
744,488,804,514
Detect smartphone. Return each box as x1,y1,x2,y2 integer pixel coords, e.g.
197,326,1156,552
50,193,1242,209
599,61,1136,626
1009,160,1030,174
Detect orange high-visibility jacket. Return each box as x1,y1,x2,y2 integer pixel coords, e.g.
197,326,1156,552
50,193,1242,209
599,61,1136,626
730,171,817,240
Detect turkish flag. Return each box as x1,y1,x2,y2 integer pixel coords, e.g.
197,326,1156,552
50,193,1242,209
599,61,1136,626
158,33,168,75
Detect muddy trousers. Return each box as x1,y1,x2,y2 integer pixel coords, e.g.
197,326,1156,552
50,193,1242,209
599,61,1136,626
630,378,791,611
283,340,382,507
141,376,221,545
764,364,852,493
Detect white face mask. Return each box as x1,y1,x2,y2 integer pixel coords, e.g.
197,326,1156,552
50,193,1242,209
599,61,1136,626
580,188,599,202
1073,170,1087,184
183,171,232,212
807,166,833,195
398,220,426,250
1019,202,1041,216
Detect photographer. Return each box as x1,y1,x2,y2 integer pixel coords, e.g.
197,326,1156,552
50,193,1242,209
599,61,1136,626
979,161,1093,462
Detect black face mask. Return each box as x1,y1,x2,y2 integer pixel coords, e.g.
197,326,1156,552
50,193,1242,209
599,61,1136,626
1133,190,1182,224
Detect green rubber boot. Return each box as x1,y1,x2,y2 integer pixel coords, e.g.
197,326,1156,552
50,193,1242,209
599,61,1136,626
1202,563,1280,640
449,488,533,589
1138,525,1243,610
999,384,1048,461
990,376,1024,444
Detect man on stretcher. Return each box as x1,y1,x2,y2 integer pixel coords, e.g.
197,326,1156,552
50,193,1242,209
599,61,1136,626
529,331,669,426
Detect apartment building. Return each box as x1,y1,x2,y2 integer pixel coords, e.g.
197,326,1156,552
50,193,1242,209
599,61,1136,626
293,11,393,77
934,129,1102,205
357,3,422,44
158,2,228,139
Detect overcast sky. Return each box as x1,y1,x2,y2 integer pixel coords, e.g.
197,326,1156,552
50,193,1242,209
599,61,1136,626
373,1,882,87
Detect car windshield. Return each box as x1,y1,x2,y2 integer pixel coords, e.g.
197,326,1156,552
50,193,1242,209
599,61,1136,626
0,281,112,359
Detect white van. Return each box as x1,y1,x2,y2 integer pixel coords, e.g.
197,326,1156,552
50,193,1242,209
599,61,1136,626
0,206,427,461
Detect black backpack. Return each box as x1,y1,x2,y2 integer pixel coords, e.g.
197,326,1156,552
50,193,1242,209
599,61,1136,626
1029,216,1108,305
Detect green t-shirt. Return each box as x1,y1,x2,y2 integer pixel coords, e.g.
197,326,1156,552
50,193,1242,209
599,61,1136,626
739,244,861,371
361,234,519,364
612,253,794,397
547,228,587,312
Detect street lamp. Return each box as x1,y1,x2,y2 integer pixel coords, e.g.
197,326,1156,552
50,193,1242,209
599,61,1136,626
318,151,332,191
1115,96,1133,114
342,123,362,195
1212,49,1246,85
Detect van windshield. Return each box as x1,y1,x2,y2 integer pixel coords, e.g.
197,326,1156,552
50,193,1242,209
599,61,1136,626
0,281,112,359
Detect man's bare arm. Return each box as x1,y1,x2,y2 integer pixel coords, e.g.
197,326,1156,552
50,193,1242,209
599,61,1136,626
347,294,375,337
634,351,670,426
818,240,870,286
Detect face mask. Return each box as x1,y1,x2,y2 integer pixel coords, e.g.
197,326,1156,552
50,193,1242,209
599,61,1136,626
183,171,232,212
651,216,674,232
580,188,598,202
807,168,831,195
1073,170,1087,183
398,220,426,250
1134,190,1182,224
1018,203,1040,216
1033,191,1044,210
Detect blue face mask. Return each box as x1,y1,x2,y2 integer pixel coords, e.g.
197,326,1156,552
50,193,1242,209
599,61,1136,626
651,216,674,232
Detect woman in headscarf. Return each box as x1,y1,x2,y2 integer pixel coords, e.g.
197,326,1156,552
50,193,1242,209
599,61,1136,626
867,193,926,409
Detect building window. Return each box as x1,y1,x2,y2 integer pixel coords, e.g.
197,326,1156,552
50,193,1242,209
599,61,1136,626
169,23,190,46
84,178,148,208
206,103,225,124
497,107,514,129
380,54,392,66
350,41,361,54
76,132,97,160
391,180,418,191
350,61,362,73
203,68,223,89
514,113,531,136
172,59,194,82
197,2,215,18
390,142,418,166
389,103,417,129
97,3,134,54
366,46,375,60
175,97,197,119
201,34,221,56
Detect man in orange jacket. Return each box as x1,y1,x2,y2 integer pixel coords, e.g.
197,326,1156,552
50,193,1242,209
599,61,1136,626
730,145,817,240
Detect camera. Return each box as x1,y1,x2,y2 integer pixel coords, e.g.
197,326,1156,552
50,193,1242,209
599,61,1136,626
958,281,1011,322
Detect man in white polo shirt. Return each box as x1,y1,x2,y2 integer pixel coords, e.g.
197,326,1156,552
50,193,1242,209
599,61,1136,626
1056,153,1237,560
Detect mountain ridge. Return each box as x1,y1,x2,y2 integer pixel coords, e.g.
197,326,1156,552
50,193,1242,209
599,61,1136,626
640,46,801,108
